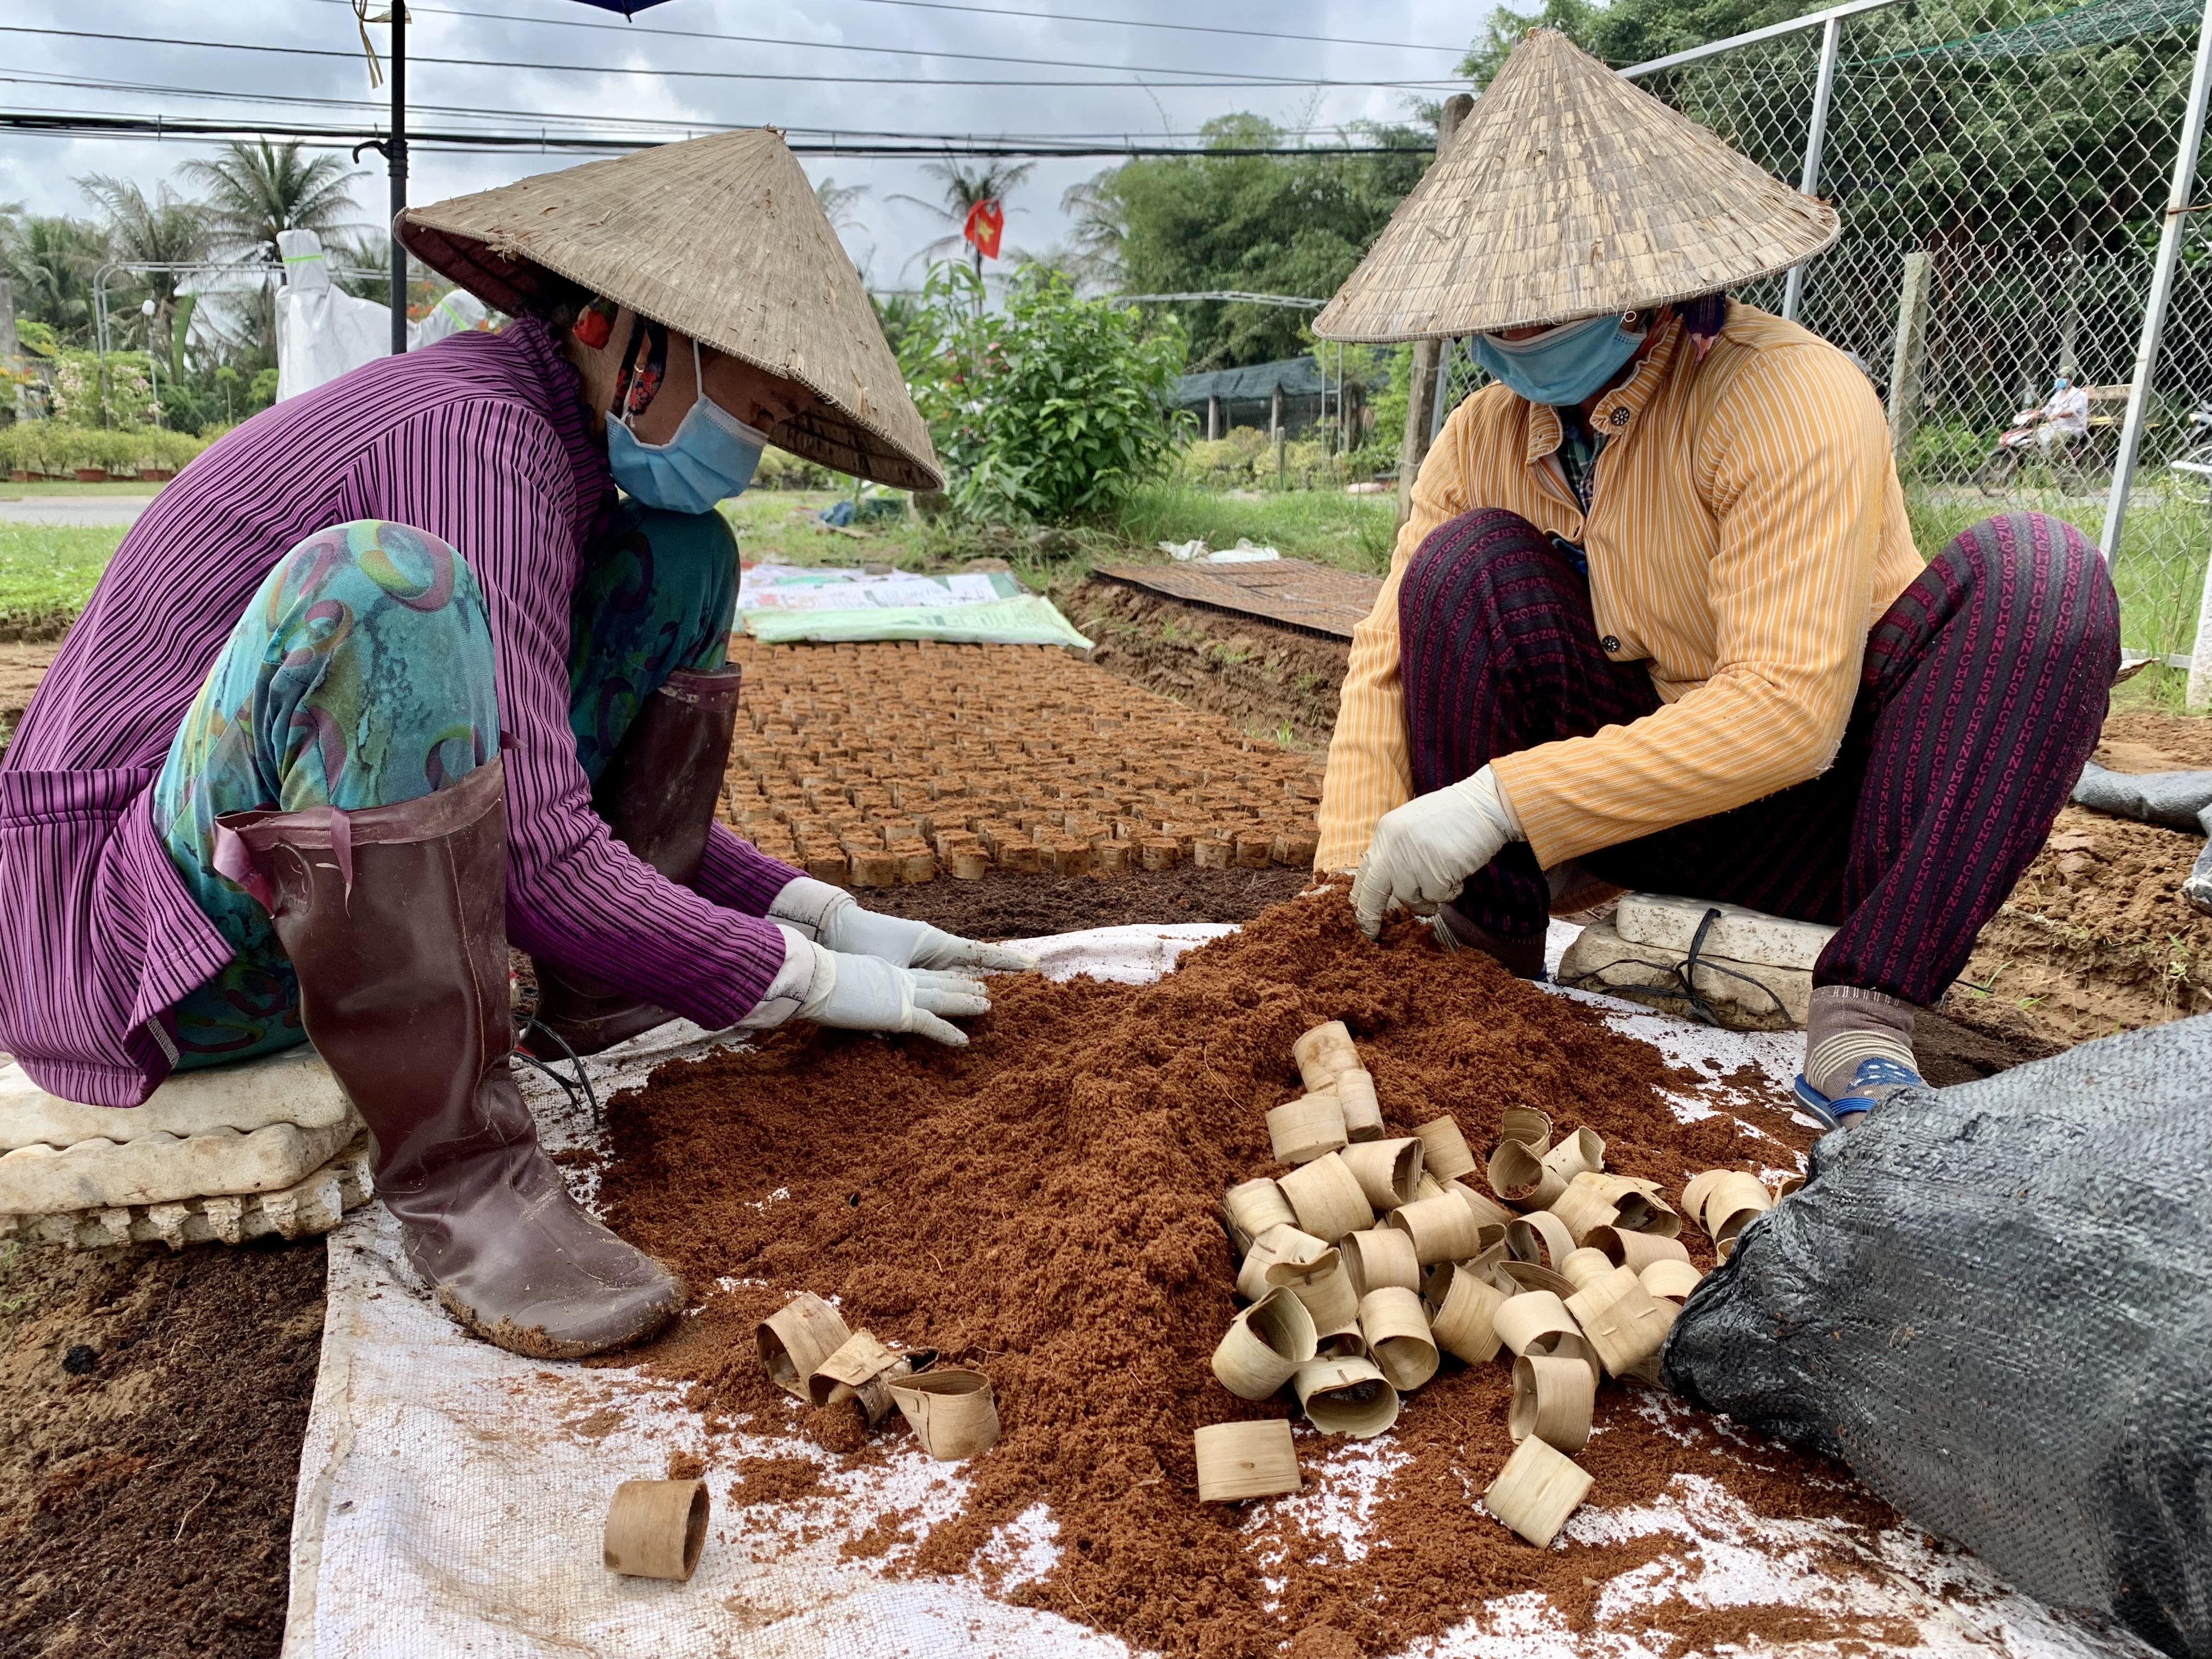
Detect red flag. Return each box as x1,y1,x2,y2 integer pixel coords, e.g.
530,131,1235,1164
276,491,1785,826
962,197,1005,261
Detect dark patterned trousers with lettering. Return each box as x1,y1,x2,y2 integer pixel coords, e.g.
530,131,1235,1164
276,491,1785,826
1397,508,2120,1006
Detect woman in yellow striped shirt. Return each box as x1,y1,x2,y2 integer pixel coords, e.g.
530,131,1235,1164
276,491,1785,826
1313,32,2119,1126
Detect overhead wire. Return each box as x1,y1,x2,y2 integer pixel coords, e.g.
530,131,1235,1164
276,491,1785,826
296,0,1462,78
0,25,1469,89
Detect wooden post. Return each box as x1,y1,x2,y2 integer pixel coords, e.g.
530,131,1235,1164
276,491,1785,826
1271,382,1285,490
1886,251,1933,461
1398,93,1474,530
1207,392,1222,442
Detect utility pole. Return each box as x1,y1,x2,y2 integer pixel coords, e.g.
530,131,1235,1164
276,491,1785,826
389,2,409,354
1397,93,1474,529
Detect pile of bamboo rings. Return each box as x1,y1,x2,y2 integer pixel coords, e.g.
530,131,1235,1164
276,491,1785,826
755,1291,999,1460
1197,1019,1790,1546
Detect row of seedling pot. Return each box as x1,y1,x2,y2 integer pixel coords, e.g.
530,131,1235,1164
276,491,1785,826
1189,1019,1792,1550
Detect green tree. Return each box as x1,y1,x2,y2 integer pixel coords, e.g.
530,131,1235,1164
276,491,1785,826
814,177,868,237
76,174,214,376
1072,115,1432,370
898,261,1189,524
181,139,366,265
5,214,108,346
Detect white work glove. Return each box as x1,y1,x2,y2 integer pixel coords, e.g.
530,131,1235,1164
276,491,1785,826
1350,765,1525,940
740,926,991,1046
768,876,1039,973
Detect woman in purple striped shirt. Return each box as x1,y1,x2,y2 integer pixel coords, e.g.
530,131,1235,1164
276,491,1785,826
0,132,1028,1359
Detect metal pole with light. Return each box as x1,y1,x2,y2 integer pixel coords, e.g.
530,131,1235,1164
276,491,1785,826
389,2,408,353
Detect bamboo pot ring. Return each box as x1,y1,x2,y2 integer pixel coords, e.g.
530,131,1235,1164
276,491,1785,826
758,1291,853,1400
1340,1226,1421,1299
1235,1225,1330,1304
1509,1353,1596,1454
1194,1420,1301,1502
1447,1180,1516,1233
1293,1021,1359,1091
1588,1226,1692,1273
1340,1137,1424,1210
1357,1286,1439,1391
1497,1259,1579,1299
1222,1177,1296,1246
1426,1260,1509,1364
603,1479,709,1581
1212,1285,1320,1400
1267,1094,1348,1166
1387,1194,1481,1265
1559,1246,1615,1293
1565,1267,1678,1379
1333,1070,1385,1143
1486,1138,1562,1209
1493,1289,1580,1358
1277,1152,1373,1242
1485,1435,1592,1548
1293,1356,1400,1437
1499,1106,1552,1151
1410,1116,1477,1183
1680,1169,1726,1228
1700,1171,1775,1256
1539,1127,1606,1185
889,1369,1000,1460
1641,1258,1705,1301
1269,1254,1359,1335
1507,1210,1577,1269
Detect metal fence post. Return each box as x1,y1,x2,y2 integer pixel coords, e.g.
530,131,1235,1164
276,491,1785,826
1781,13,1841,323
1886,252,1933,459
1398,93,1474,529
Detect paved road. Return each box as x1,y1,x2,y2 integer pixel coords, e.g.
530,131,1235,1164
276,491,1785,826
0,496,157,527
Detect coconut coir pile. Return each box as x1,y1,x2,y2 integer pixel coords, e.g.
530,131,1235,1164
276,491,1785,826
602,890,1900,1657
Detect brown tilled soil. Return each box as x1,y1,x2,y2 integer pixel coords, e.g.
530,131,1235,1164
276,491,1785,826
1067,578,1352,751
0,1233,324,1659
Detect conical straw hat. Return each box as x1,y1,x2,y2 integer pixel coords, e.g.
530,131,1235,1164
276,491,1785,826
399,130,941,491
1313,31,1839,342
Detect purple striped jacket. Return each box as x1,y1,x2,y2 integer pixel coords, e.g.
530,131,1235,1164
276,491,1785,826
0,320,797,1106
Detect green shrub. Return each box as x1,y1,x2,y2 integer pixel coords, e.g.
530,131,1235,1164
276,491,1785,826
0,420,209,477
754,446,836,490
899,262,1191,524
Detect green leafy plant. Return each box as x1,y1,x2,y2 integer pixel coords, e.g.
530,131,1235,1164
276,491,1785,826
898,261,1192,526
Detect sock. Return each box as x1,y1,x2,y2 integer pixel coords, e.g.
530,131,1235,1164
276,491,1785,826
1805,985,1921,1103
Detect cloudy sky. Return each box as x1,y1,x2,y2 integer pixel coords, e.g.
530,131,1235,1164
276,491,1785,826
2,0,1487,292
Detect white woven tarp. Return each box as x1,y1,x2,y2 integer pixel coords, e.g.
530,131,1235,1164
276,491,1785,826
282,923,2147,1659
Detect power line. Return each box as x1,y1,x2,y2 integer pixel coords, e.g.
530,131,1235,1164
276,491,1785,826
0,25,1468,91
0,73,1416,147
0,108,1437,160
673,0,1469,53
298,0,1442,81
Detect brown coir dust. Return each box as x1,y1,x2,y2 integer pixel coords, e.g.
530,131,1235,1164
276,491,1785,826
601,888,1888,1658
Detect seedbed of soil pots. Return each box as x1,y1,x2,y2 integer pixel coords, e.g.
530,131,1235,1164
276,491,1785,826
716,637,1325,887
600,889,1920,1659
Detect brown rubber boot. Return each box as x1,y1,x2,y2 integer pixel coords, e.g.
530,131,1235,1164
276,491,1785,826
218,759,684,1359
529,664,743,1057
1432,902,1548,979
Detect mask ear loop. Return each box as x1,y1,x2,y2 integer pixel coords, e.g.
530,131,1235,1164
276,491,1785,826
611,312,648,426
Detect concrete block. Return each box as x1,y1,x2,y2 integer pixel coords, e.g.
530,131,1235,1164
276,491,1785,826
1555,919,1810,1031
1613,893,1836,973
0,1132,371,1250
1,1045,358,1152
0,1119,358,1213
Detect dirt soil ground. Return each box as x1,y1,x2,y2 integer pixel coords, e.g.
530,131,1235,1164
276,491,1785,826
0,1234,324,1658
0,640,61,757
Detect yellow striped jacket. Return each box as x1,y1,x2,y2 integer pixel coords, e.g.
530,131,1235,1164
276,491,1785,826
1315,304,1923,873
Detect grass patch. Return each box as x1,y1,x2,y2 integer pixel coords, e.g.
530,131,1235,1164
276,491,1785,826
1108,482,1397,573
0,523,129,634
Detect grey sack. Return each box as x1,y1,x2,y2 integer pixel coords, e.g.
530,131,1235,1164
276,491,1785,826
1662,1016,2212,1657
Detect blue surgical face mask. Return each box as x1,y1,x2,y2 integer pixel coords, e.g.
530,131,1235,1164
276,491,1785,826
1469,313,1648,408
606,337,769,514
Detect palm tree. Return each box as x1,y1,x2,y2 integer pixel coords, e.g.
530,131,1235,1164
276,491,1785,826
814,177,868,238
7,214,108,346
77,174,214,375
1057,172,1127,293
180,140,366,265
894,159,1035,284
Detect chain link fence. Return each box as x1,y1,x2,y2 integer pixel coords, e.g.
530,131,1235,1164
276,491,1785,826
1431,0,2212,701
